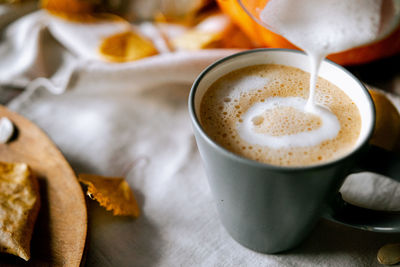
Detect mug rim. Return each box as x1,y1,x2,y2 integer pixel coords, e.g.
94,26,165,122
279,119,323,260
188,48,376,172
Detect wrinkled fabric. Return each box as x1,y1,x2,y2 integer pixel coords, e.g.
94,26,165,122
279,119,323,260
2,7,400,267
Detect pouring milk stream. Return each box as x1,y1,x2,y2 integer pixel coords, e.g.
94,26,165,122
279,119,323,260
233,0,391,150
260,0,384,111
260,0,382,111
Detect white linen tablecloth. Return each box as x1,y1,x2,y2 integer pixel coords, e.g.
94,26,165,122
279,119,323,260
2,7,400,267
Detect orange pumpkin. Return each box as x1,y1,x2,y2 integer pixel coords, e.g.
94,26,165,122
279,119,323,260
217,0,400,65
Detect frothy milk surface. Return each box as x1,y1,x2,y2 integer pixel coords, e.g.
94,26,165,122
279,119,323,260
200,65,361,166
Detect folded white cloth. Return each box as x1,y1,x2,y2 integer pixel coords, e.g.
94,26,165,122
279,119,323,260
3,7,400,267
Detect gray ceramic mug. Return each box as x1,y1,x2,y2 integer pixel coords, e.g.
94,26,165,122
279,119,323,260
189,49,400,253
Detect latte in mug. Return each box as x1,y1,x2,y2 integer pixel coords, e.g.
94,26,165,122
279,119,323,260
199,64,361,166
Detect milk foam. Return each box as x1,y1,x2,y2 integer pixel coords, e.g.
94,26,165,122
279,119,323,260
237,97,340,149
219,75,269,100
260,0,382,56
199,64,362,166
260,0,383,110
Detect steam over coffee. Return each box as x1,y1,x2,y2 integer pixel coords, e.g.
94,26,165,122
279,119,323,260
200,64,361,166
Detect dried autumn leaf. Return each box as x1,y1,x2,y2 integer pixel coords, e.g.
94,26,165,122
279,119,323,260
172,30,222,50
219,24,256,49
170,12,254,50
2,0,32,3
162,0,211,19
46,10,126,24
78,174,140,217
152,0,212,24
0,162,40,261
99,31,158,62
41,0,94,14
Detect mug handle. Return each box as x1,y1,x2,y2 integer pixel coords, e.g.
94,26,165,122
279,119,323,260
322,145,400,232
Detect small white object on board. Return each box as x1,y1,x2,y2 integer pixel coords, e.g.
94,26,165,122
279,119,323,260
0,117,14,143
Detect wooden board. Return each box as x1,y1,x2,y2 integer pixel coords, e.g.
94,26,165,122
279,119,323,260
0,105,87,266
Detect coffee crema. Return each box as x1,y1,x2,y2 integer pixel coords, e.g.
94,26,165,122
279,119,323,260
199,64,361,166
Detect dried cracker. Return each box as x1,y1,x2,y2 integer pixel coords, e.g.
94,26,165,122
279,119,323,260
78,174,140,217
0,162,40,261
99,31,158,62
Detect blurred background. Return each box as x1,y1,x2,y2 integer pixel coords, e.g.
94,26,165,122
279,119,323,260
0,0,399,104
